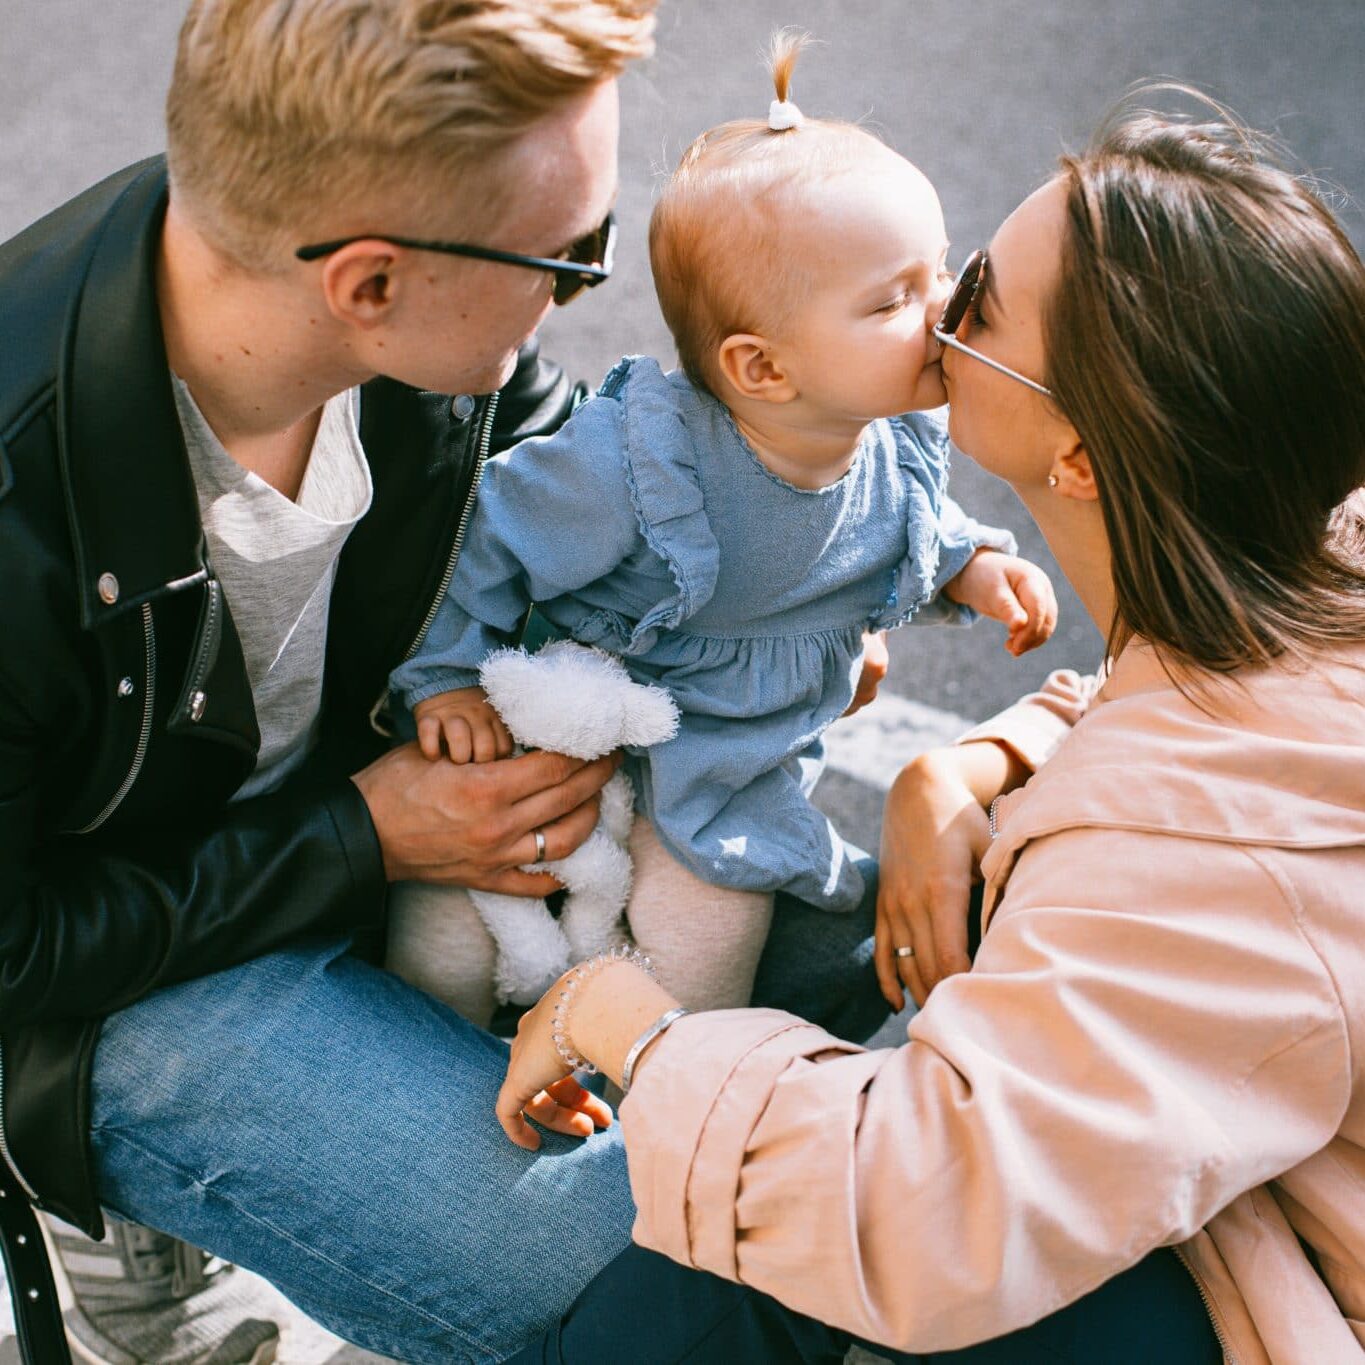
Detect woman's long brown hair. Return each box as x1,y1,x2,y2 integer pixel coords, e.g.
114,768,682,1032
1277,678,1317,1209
1046,92,1365,676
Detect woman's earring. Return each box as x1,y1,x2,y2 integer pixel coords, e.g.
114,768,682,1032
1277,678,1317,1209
1047,474,1059,489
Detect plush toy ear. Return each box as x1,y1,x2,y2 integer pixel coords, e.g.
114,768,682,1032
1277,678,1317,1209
477,643,616,757
619,683,680,747
479,642,680,757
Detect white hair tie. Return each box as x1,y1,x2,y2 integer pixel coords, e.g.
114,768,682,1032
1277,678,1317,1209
768,98,804,131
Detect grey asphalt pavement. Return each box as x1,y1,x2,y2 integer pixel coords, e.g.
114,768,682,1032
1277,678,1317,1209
3,2,1363,1359
6,1,1364,730
4,0,1363,852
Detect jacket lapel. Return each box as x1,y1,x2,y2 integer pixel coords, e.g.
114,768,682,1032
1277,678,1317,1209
55,155,259,765
57,157,206,628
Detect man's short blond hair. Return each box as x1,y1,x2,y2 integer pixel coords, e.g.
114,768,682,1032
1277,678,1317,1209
166,0,656,271
649,31,883,391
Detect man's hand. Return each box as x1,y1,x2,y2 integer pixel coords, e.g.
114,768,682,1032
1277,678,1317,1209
842,630,890,717
351,743,620,894
944,550,1058,657
413,686,513,764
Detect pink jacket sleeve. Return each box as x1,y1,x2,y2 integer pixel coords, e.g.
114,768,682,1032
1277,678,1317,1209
955,667,1103,771
619,828,1349,1354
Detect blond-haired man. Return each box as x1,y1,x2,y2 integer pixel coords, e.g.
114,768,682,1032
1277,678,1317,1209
0,2,656,1360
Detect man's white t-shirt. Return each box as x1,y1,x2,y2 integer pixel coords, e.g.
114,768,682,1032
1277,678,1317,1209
172,377,373,801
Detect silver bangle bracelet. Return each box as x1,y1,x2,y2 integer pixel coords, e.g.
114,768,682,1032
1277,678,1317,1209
621,1006,689,1095
551,945,657,1076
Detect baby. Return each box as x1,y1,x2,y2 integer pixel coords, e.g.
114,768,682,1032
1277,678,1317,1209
387,34,1055,1016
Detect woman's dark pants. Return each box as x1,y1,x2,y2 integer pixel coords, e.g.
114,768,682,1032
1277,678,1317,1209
505,1240,1223,1364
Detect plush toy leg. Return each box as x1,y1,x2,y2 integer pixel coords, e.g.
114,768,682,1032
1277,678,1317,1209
467,889,572,1005
554,828,633,963
624,820,775,1011
597,771,636,846
385,881,499,1028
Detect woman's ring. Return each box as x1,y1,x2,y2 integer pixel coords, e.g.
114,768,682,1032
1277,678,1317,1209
532,828,547,864
895,945,915,959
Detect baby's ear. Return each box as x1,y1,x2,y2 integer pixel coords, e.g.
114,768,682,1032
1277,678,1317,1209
716,333,796,404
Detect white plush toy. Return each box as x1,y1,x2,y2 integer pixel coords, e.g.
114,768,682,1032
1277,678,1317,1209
386,641,679,1017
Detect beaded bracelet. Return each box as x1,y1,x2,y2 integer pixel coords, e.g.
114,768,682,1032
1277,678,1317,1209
551,944,657,1075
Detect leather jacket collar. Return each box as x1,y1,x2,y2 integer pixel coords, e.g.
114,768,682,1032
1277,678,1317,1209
58,157,208,630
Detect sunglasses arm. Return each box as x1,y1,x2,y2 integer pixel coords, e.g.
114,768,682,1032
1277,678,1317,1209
932,329,1054,399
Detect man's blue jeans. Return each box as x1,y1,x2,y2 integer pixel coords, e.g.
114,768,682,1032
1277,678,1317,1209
88,866,887,1364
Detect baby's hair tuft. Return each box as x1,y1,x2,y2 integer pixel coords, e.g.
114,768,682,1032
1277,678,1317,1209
650,27,891,390
768,28,811,112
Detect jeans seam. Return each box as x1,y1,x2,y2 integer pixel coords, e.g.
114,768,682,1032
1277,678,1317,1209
91,1124,495,1362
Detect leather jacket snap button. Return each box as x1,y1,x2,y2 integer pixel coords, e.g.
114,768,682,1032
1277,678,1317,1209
97,572,120,605
116,677,135,699
451,393,476,421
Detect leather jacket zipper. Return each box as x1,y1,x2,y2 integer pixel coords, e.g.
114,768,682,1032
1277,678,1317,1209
1173,1245,1236,1363
370,391,499,733
402,389,499,662
0,1040,41,1202
175,577,220,724
71,603,157,833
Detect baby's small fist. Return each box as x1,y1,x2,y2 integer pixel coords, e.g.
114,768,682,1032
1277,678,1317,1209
413,687,514,764
1003,561,1059,656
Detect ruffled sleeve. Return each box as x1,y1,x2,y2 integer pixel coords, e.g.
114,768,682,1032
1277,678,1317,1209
388,386,644,708
870,409,1016,630
608,357,722,653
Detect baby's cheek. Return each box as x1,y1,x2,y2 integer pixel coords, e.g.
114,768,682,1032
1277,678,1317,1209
918,367,949,408
908,342,946,405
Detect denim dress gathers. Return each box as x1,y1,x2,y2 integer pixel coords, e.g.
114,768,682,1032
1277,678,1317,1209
390,357,1014,911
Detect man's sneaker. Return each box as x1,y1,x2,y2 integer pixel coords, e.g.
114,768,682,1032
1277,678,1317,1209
41,1216,279,1365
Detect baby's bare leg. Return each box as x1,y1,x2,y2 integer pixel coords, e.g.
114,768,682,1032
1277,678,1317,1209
385,882,498,1029
626,820,774,1011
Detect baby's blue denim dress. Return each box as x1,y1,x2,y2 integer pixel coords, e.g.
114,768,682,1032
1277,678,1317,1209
391,357,1014,911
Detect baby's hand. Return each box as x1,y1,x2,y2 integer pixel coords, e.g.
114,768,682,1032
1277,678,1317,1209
413,687,514,764
945,550,1058,657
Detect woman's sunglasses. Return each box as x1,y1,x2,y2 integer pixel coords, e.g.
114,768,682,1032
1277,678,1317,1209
296,210,616,307
933,250,1054,399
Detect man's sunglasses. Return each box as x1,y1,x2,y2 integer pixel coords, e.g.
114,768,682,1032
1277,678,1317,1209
933,249,1053,399
295,210,616,307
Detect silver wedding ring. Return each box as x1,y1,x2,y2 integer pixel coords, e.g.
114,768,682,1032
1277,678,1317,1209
532,828,547,864
894,945,915,959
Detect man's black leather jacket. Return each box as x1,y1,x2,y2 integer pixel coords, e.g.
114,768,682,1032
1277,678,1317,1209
0,158,581,1235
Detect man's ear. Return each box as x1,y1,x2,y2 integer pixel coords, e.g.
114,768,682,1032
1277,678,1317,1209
1053,436,1099,502
319,242,400,329
715,334,796,404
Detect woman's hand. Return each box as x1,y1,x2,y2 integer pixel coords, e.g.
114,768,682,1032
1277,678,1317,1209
496,960,682,1149
876,749,995,1009
495,974,615,1151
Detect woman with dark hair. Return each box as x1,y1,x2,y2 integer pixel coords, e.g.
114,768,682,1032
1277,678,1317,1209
496,102,1365,1363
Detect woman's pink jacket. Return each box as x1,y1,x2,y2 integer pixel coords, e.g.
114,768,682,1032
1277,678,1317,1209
620,640,1365,1363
